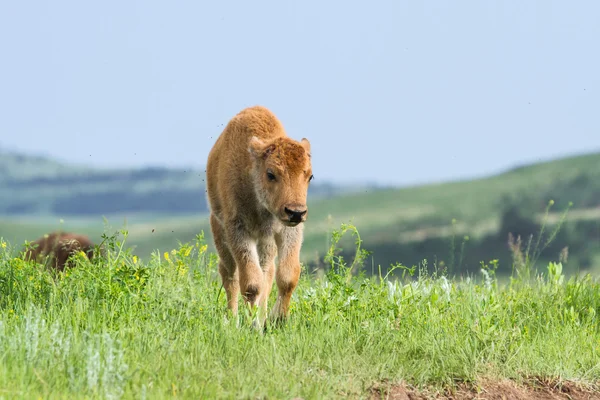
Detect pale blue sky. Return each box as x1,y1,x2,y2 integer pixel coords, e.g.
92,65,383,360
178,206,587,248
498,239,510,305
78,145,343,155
0,1,598,186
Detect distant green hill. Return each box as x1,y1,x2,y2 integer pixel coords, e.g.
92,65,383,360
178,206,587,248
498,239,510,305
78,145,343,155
299,150,600,276
0,149,371,216
1,149,599,278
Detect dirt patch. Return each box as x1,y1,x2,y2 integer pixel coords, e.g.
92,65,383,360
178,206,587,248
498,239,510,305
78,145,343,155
370,377,600,400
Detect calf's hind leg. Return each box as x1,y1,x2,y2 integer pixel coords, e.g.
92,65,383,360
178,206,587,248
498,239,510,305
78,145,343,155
210,214,240,316
271,226,304,322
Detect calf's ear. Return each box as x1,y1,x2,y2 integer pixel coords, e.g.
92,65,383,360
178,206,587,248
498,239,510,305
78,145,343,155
300,138,311,156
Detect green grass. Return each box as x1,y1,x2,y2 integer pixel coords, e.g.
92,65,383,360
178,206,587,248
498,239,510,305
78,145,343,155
0,225,599,399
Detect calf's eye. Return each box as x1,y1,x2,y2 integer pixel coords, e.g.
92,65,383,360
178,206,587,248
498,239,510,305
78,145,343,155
309,174,314,182
267,171,276,181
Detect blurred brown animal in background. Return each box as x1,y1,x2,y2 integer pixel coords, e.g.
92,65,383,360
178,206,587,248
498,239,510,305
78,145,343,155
22,231,96,272
206,105,313,328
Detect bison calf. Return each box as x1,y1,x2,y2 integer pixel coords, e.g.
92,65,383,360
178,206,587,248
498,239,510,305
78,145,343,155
22,231,96,272
206,105,313,327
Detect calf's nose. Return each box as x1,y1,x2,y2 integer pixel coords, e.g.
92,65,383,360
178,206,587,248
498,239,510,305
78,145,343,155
284,207,307,222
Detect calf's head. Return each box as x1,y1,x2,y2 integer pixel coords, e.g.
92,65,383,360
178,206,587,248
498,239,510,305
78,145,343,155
249,136,313,227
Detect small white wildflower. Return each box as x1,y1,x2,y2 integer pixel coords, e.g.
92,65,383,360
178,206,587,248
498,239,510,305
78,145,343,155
439,276,451,302
415,281,432,297
481,269,492,290
387,280,402,302
410,281,420,292
303,287,316,300
344,295,358,307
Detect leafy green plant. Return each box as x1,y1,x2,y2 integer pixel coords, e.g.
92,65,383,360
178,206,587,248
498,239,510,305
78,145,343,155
507,200,573,282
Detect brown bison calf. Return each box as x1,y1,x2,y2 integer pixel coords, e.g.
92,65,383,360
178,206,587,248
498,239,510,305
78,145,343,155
22,231,96,272
206,105,313,327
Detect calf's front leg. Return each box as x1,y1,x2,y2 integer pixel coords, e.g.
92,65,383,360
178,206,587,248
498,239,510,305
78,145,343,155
226,225,266,324
258,237,277,326
271,226,304,322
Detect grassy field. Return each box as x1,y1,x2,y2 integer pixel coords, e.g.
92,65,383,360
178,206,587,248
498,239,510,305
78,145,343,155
1,224,599,399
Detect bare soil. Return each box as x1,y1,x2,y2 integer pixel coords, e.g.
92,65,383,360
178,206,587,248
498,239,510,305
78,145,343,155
369,377,600,400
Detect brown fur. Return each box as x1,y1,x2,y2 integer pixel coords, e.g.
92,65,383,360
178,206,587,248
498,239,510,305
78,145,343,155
206,105,313,327
22,231,96,272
